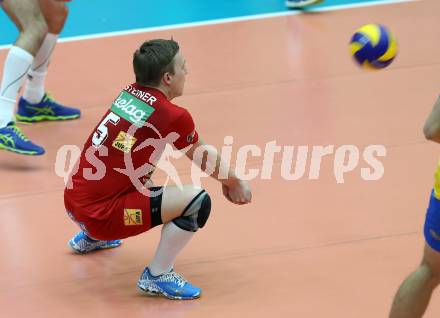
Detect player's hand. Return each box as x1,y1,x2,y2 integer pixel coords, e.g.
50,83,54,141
222,179,252,205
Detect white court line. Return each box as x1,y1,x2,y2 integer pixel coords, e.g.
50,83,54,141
0,0,417,50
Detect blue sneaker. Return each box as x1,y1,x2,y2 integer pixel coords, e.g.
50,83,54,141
16,93,81,122
137,267,201,300
69,231,122,254
286,0,323,9
0,122,45,155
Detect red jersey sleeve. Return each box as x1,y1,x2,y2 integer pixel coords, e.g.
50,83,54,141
172,109,199,150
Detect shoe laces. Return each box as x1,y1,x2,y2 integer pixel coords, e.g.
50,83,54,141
161,271,188,288
44,92,56,103
6,124,29,141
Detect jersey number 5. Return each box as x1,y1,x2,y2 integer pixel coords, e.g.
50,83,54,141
92,112,120,148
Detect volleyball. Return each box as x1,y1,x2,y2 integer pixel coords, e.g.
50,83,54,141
350,24,397,69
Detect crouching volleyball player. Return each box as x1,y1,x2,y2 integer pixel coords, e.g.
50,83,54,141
64,39,252,300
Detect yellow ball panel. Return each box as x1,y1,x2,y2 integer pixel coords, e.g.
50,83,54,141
356,24,381,46
350,42,363,55
378,33,398,62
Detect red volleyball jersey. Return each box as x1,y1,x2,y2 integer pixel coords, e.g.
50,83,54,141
64,83,199,220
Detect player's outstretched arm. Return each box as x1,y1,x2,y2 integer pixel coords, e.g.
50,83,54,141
185,138,252,205
424,96,440,143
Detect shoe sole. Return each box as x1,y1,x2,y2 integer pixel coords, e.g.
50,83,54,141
0,143,43,156
137,284,201,300
16,114,81,122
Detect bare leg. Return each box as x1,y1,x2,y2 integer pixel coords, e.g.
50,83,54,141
389,244,440,318
2,0,48,55
23,0,69,103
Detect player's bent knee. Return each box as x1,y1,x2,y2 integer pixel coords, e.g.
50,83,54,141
22,19,48,43
172,190,211,232
419,262,440,286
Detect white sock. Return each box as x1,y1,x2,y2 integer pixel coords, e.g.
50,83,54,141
0,46,34,127
23,33,58,104
148,222,195,276
0,97,16,128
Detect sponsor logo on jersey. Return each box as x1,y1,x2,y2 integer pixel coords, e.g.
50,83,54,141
111,90,155,127
112,131,137,153
124,209,143,226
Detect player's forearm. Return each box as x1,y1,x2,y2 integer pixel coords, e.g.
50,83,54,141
186,140,241,185
210,149,241,186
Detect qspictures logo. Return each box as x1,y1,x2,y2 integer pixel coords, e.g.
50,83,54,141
55,131,387,199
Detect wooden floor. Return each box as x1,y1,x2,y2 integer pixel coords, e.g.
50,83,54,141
1,0,440,317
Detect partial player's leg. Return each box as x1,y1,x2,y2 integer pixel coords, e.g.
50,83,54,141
0,0,47,155
1,0,47,54
138,184,211,300
389,189,440,318
389,244,440,318
17,0,80,123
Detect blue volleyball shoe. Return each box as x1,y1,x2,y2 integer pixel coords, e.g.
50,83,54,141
16,93,81,122
0,122,45,155
69,231,122,254
137,267,201,300
286,0,323,8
